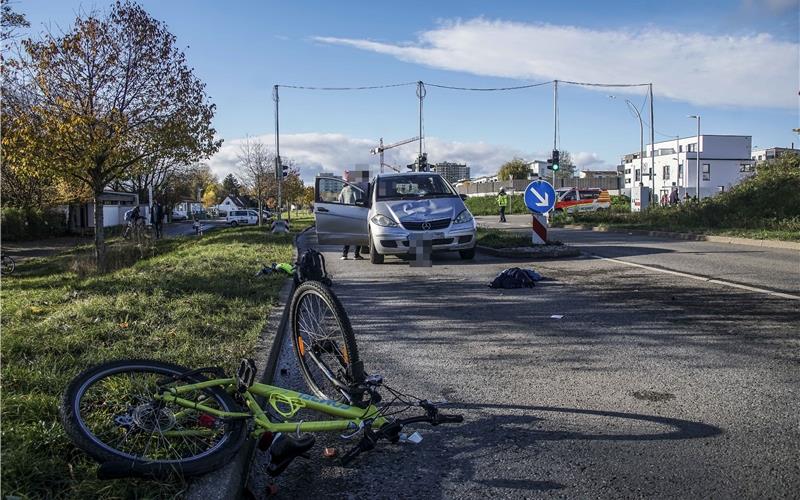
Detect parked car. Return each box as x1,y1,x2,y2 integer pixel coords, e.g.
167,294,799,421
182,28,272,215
226,209,259,226
313,172,477,264
554,187,611,214
171,209,188,221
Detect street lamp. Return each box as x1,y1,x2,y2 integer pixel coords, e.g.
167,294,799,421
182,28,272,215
688,115,701,199
610,95,645,203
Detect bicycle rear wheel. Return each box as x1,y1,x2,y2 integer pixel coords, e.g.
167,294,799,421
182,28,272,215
60,359,246,476
290,281,362,403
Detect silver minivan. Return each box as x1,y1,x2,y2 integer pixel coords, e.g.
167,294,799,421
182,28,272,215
314,172,477,264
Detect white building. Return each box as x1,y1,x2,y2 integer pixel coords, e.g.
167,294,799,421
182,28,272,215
622,135,755,200
528,160,550,179
751,146,800,164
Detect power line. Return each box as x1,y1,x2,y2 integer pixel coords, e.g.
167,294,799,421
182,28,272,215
560,80,650,88
425,81,552,91
276,82,418,90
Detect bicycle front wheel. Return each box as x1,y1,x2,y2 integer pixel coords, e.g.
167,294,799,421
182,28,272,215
290,281,362,402
1,255,14,275
60,360,246,476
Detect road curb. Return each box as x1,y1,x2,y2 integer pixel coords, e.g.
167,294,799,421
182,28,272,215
476,244,581,259
186,229,308,500
559,224,800,251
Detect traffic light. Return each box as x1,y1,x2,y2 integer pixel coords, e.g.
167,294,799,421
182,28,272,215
547,149,560,171
282,163,288,178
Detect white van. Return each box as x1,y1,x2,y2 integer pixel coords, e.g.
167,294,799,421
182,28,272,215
226,209,259,226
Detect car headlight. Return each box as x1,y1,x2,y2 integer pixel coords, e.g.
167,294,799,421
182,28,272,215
453,209,473,224
371,214,398,227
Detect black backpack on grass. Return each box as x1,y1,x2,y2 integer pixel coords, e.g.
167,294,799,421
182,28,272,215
295,249,332,286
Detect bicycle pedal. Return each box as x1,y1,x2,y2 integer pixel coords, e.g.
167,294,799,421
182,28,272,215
236,358,257,392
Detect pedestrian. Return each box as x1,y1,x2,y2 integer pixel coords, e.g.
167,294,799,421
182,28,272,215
341,244,363,260
669,185,679,205
660,193,668,207
337,176,365,259
497,188,508,223
683,192,691,203
151,200,164,239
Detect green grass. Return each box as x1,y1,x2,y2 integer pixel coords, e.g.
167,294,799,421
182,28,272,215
465,195,530,216
550,157,800,242
1,224,307,498
476,228,533,248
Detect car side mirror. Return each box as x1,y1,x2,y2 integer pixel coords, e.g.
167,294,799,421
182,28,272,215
459,194,468,201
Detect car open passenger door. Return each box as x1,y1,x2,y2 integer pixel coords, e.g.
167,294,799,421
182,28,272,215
314,177,369,246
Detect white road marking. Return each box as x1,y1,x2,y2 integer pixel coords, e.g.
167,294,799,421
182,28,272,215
589,254,800,301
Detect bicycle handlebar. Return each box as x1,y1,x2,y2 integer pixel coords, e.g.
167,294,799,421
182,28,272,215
340,409,463,466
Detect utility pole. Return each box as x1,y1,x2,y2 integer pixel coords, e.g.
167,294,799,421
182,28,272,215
416,81,426,170
649,83,655,207
273,85,282,220
553,80,558,186
379,138,384,173
688,115,701,199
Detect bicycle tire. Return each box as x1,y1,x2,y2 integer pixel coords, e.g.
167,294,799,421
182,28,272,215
1,255,15,275
60,359,247,476
289,281,362,402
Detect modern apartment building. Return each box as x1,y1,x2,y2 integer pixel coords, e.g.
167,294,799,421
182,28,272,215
433,161,470,184
622,135,755,199
751,146,799,164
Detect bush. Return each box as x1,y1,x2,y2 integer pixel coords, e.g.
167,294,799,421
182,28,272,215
465,194,529,216
570,154,800,234
1,207,67,241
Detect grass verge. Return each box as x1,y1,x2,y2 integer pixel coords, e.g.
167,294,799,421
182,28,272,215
1,224,307,498
477,228,536,248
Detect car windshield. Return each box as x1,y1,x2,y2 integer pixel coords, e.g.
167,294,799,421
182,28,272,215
376,175,456,200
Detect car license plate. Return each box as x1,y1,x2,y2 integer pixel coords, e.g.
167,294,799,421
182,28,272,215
432,232,445,239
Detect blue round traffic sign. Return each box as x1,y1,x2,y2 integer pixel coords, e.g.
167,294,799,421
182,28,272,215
523,180,556,213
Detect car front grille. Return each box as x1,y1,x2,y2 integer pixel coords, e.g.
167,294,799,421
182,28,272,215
401,218,451,231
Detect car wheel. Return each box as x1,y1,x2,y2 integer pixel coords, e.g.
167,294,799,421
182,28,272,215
231,221,238,227
369,232,384,264
459,247,476,260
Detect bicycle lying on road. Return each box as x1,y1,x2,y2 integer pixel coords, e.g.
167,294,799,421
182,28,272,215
60,272,462,480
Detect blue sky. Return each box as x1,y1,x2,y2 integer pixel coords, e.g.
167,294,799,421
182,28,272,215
17,0,800,181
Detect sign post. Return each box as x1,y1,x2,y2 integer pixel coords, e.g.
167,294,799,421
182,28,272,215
523,180,556,245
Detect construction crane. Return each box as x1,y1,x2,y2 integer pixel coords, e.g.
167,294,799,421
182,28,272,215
370,136,420,173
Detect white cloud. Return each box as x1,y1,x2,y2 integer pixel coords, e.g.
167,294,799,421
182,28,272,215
207,133,572,183
314,19,798,109
571,151,610,170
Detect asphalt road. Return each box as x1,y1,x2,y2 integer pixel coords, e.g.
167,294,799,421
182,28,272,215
477,214,800,296
247,227,800,499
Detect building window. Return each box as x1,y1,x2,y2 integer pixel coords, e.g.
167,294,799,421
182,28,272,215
740,163,754,173
625,168,631,175
663,165,670,180
702,163,711,181
635,169,641,182
678,163,684,179
679,145,684,153
625,178,631,184
687,143,697,152
757,155,763,160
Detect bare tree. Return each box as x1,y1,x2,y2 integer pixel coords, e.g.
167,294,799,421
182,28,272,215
237,138,276,225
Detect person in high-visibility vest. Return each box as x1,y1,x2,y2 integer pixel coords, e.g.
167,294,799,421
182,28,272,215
497,188,508,223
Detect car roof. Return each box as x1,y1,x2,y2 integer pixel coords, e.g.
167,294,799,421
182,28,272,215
375,172,443,179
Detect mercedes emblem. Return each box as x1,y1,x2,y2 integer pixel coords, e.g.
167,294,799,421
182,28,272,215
421,222,431,231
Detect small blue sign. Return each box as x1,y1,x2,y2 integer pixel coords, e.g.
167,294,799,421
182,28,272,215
524,180,556,214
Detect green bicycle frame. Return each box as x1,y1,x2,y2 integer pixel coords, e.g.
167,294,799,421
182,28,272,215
155,378,387,438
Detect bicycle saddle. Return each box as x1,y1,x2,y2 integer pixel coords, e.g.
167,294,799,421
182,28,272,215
266,433,316,477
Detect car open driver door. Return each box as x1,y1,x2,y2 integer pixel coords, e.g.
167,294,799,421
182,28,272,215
314,177,369,246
